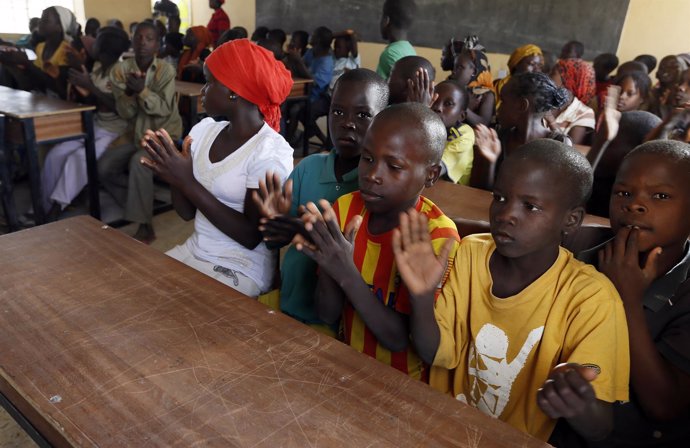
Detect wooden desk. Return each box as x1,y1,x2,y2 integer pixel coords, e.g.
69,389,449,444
176,78,313,154
0,86,99,224
0,216,546,447
424,180,610,227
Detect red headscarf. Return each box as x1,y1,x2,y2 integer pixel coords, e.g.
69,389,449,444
557,59,596,105
205,39,293,131
177,26,213,78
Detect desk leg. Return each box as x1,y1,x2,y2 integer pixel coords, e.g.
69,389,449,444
0,116,19,231
22,118,45,224
0,391,51,448
82,110,101,220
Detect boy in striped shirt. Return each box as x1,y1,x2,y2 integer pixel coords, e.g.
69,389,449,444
296,103,460,380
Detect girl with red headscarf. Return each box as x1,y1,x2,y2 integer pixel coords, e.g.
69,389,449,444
177,25,214,79
141,39,294,297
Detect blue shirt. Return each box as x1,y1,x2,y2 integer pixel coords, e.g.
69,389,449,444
304,48,334,101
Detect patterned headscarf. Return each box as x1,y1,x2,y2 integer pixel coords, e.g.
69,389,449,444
205,39,293,131
49,6,79,43
557,59,596,105
507,44,543,72
462,35,494,94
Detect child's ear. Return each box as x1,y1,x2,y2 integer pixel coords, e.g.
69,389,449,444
424,163,442,188
562,206,585,237
458,110,467,124
519,97,530,113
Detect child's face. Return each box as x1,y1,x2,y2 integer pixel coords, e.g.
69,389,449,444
616,77,644,112
201,64,235,117
513,54,543,74
358,117,436,215
453,52,475,87
133,26,160,59
328,81,381,160
287,35,303,52
674,70,690,107
609,152,690,254
490,158,575,260
657,56,682,85
431,83,467,129
334,37,349,59
496,78,525,128
38,8,61,38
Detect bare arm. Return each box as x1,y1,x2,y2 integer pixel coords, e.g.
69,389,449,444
465,91,495,127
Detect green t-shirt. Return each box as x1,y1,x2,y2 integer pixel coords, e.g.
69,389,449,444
280,150,359,324
376,40,416,80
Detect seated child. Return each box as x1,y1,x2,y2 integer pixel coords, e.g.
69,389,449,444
387,55,436,105
431,80,475,185
577,140,690,447
649,55,687,119
0,6,80,99
160,15,184,65
41,26,130,220
593,53,619,111
329,30,360,95
495,44,543,109
297,103,460,380
452,35,495,126
141,39,294,297
287,30,308,57
614,70,651,112
98,21,182,243
376,0,417,80
545,89,595,146
254,69,389,333
553,56,596,107
634,54,657,74
394,139,629,442
586,111,661,217
472,71,570,190
672,68,690,109
177,26,213,81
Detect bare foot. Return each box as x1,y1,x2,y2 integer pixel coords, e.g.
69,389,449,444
133,223,156,244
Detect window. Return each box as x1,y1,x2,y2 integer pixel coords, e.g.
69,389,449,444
2,0,85,35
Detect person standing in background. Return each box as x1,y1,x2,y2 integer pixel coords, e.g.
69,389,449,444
208,0,230,47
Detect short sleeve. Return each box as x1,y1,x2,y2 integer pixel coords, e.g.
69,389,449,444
561,278,630,403
188,117,217,157
657,281,690,375
245,131,293,189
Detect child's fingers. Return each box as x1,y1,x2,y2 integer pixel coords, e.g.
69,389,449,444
538,379,569,416
142,137,165,164
258,177,270,202
612,225,631,261
155,129,176,156
139,156,158,172
343,215,362,243
563,369,594,402
536,389,559,418
625,227,641,261
283,179,293,208
181,136,193,156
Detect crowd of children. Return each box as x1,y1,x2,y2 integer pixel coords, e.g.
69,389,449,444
1,0,689,446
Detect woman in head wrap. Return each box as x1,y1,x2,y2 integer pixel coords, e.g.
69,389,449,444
0,5,80,98
452,35,495,126
495,44,543,109
552,58,596,106
141,39,294,297
177,25,214,80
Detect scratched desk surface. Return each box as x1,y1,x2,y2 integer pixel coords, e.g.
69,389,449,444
0,216,548,447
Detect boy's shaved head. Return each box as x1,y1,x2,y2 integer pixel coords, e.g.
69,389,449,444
375,102,446,164
508,139,594,207
625,140,690,187
393,55,436,81
336,68,390,111
617,111,662,146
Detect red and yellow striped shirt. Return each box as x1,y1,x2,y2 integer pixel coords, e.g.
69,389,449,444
333,192,460,380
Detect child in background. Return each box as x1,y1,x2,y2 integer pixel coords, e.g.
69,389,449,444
394,139,629,442
586,110,661,217
177,26,213,81
577,141,690,447
545,87,595,146
141,40,294,296
614,71,650,112
634,54,657,74
452,35,495,127
649,55,687,119
297,103,460,380
593,53,619,111
495,44,543,108
41,27,131,220
431,80,475,185
267,29,287,49
254,69,389,333
472,72,569,190
160,15,184,65
553,56,596,107
207,0,230,47
672,68,690,109
98,22,182,243
377,0,417,80
329,30,360,95
387,55,435,105
287,30,309,57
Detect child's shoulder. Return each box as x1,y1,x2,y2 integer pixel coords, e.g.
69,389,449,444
418,195,460,236
557,248,622,306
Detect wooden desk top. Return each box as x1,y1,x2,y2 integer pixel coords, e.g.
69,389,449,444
0,216,546,447
424,180,610,227
0,86,94,119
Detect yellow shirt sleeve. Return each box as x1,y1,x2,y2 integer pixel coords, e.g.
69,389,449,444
441,124,475,185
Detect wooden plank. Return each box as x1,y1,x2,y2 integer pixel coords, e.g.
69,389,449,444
0,216,548,447
0,86,94,119
424,180,609,227
33,113,84,142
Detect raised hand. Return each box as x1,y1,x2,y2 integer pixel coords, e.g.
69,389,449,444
474,124,502,163
392,209,455,298
406,68,437,106
140,129,194,188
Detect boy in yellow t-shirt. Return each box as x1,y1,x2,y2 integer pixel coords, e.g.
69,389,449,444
393,139,629,442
